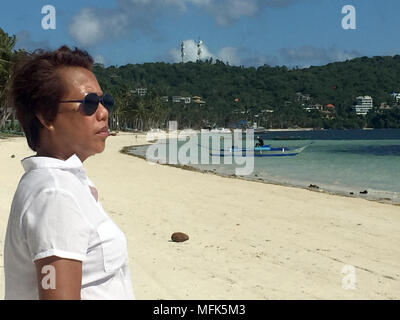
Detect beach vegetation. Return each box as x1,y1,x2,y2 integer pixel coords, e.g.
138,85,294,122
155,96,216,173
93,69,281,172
0,28,28,133
0,28,16,131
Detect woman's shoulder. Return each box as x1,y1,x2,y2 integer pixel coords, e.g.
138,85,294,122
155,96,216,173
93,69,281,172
23,166,84,188
15,167,87,205
10,168,96,226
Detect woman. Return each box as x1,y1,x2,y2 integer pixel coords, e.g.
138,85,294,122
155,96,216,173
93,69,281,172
4,46,135,299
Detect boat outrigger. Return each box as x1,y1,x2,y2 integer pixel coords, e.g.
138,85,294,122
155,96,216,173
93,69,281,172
210,144,310,157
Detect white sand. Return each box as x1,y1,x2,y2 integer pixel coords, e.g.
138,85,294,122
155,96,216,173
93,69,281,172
1,132,399,299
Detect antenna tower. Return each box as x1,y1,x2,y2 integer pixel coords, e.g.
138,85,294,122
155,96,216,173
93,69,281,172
180,41,185,63
197,38,203,61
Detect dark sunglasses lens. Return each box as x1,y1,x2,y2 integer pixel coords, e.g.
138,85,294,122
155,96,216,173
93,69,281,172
83,93,100,115
102,94,114,111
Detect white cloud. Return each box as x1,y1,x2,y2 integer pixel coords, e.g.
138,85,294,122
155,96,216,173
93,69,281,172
69,8,103,46
279,45,362,66
189,0,306,26
217,47,240,65
192,0,258,26
69,0,308,46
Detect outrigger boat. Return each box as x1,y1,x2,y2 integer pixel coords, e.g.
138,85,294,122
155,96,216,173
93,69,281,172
210,144,310,157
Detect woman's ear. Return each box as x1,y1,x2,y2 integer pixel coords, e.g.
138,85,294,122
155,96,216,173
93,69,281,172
36,113,54,130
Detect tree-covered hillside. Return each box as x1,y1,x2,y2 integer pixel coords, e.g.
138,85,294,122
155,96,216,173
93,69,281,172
93,56,400,130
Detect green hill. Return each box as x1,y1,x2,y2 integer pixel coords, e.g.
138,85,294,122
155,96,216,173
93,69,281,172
93,56,400,130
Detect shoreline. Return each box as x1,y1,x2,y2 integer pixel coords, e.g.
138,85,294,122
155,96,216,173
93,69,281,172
122,144,400,207
122,127,398,134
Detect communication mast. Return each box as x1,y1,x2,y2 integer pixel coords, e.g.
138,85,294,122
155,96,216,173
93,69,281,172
197,39,203,61
180,41,185,63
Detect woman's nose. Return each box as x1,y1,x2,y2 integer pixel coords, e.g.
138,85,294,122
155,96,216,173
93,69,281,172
97,102,109,120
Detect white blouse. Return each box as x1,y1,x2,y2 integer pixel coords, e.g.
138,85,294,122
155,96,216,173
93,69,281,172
4,154,135,300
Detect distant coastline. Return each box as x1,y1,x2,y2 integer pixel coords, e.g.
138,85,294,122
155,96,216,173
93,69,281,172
259,127,376,132
262,128,314,131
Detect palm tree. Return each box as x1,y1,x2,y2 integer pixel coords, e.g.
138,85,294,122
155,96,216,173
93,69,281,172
0,28,16,130
111,90,131,131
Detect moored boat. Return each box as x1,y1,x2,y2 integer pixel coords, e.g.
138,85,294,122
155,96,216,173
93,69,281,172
210,144,310,157
210,127,232,133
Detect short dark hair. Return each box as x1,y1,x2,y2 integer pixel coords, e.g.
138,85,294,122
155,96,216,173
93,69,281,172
10,45,94,151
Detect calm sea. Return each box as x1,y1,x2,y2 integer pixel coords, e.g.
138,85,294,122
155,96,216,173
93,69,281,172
128,129,400,204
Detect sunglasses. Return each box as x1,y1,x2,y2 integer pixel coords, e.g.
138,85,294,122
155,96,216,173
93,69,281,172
59,93,114,116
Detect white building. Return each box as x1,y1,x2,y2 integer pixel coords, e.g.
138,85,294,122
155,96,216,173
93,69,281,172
180,97,191,104
131,88,147,96
172,96,182,103
296,92,311,101
192,96,206,104
304,104,322,112
355,96,373,115
172,96,192,104
391,92,400,102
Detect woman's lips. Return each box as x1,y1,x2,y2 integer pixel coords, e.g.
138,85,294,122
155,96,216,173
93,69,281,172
96,127,110,137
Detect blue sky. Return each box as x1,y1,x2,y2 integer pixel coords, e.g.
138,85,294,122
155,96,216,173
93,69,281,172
1,0,399,68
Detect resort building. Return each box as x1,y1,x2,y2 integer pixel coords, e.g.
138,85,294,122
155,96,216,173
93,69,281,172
160,95,204,104
354,96,373,115
172,96,182,103
192,96,206,104
379,102,391,111
131,88,147,96
172,96,192,103
321,104,336,119
391,92,400,103
261,109,274,113
304,103,322,112
296,92,311,101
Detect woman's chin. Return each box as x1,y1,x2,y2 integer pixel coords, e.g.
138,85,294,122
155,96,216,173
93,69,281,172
96,143,106,154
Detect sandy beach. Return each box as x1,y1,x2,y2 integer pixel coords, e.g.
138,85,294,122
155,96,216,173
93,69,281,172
1,132,399,299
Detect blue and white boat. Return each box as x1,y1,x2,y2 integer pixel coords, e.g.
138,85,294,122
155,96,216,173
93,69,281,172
210,144,309,157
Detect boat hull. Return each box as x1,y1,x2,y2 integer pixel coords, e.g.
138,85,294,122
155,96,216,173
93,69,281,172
210,146,307,157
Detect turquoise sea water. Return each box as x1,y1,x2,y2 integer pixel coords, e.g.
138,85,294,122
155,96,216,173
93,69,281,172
129,129,400,204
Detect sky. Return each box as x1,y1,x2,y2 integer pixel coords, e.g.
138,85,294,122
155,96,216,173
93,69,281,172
1,0,399,68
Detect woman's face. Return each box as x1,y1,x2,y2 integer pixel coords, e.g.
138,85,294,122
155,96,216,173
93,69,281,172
49,67,109,161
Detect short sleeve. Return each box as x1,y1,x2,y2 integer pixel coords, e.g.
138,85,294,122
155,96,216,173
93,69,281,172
22,188,92,262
